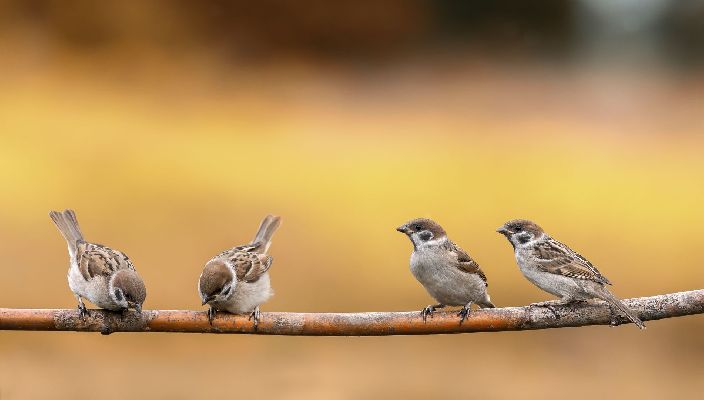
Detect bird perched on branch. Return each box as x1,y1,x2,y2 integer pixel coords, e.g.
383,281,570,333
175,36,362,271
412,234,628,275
199,215,281,328
49,209,147,317
397,218,495,323
497,219,645,329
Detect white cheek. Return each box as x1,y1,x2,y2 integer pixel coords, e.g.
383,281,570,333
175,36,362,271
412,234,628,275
110,293,127,308
411,230,436,245
420,238,444,247
513,232,545,248
218,284,236,301
513,237,528,248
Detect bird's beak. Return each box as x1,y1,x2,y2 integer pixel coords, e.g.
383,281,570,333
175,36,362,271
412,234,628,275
396,225,410,234
201,299,208,306
496,226,510,236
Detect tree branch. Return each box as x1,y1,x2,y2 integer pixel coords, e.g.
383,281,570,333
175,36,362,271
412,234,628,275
1,290,701,336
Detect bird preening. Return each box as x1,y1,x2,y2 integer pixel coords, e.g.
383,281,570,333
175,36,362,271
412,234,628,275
198,214,281,328
47,209,646,330
49,210,147,317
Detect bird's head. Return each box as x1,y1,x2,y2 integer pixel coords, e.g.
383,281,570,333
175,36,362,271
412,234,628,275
496,219,545,248
109,269,147,313
397,218,447,249
199,260,234,306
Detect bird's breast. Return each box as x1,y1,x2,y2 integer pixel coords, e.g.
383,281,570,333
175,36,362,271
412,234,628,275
410,250,443,281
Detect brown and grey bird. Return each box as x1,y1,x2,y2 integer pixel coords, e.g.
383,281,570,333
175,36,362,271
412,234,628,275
49,209,146,317
397,218,495,323
199,215,281,328
497,219,645,329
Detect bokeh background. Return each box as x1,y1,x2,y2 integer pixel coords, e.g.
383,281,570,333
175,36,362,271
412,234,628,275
1,1,703,399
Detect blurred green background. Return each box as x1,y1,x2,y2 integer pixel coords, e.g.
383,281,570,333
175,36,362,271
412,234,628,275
1,1,703,399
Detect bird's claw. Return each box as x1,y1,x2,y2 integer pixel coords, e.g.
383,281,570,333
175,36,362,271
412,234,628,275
248,307,261,330
458,306,471,324
421,305,436,322
77,303,88,319
207,307,216,325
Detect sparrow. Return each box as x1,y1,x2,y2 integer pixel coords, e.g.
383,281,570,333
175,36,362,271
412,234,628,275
199,215,281,328
49,209,147,317
497,219,645,329
397,218,495,323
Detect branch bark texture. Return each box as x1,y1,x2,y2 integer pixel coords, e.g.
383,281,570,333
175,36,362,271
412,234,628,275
1,290,701,336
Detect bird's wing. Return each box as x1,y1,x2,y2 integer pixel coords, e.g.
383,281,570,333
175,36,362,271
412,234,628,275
446,241,488,287
76,242,135,280
230,252,273,283
216,244,258,258
531,239,611,285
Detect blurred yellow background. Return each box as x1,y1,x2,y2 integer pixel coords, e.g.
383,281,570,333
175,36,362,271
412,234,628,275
1,1,703,399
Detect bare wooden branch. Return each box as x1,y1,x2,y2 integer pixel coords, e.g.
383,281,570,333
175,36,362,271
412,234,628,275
1,290,702,336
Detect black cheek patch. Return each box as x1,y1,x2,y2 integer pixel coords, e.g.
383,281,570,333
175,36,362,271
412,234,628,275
113,289,123,301
419,231,433,241
517,233,531,244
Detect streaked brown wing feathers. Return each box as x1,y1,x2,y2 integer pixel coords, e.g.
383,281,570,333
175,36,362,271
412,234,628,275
446,241,488,287
231,252,272,283
76,242,135,280
533,240,611,285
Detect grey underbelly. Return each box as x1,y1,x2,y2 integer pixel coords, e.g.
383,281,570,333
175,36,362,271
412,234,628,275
214,273,273,314
411,261,487,306
519,264,591,299
67,267,120,310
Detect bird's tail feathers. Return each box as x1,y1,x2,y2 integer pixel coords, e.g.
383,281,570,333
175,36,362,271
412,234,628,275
251,215,281,253
478,296,496,309
597,288,646,330
49,209,84,252
477,300,496,308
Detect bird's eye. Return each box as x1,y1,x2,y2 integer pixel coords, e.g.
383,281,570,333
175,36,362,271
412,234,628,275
414,225,422,231
513,225,522,232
